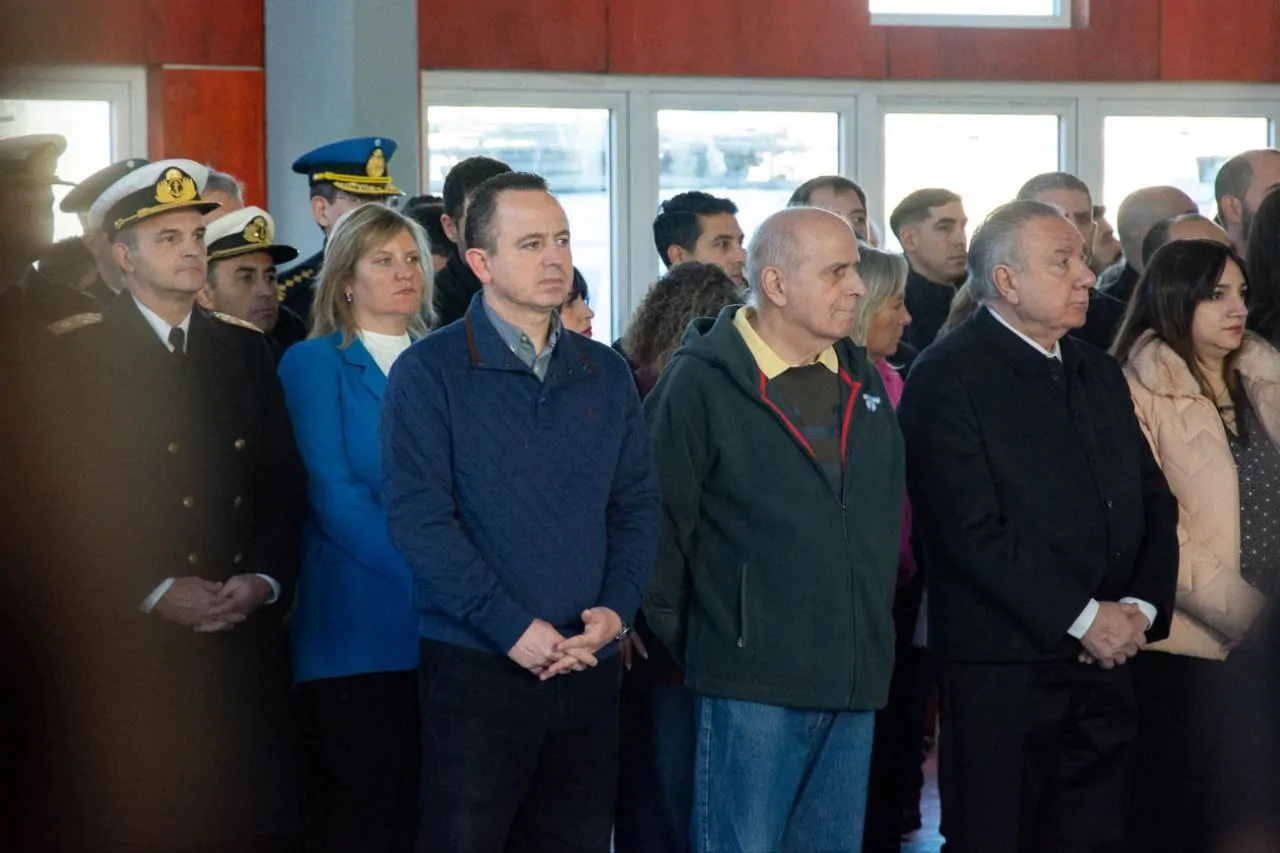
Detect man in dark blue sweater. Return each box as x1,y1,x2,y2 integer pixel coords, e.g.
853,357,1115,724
381,171,662,853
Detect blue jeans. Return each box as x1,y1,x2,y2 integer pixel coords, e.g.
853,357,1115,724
692,696,876,853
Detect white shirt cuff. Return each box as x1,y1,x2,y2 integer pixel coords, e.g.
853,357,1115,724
1068,598,1099,639
1121,597,1157,631
140,578,176,613
254,574,281,605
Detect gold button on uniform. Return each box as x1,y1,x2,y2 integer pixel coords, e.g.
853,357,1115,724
187,552,200,565
167,442,180,454
233,496,243,509
233,553,244,564
234,438,246,451
182,496,195,508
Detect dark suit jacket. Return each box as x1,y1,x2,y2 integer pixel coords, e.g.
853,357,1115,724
16,293,306,850
897,307,1178,663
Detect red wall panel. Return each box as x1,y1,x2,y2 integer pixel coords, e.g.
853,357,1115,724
419,0,607,72
607,0,888,78
885,0,1161,81
0,0,262,68
0,0,146,65
149,68,267,208
145,0,265,66
1160,0,1280,83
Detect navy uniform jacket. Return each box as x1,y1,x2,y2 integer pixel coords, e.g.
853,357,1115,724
13,293,307,850
278,248,322,322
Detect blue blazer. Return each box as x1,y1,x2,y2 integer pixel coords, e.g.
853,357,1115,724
278,332,418,683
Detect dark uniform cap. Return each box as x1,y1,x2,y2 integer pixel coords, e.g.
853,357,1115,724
0,134,73,186
291,136,402,197
205,206,299,265
59,158,150,214
88,159,220,239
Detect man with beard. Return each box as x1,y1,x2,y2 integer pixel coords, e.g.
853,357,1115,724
1215,148,1280,256
198,205,305,358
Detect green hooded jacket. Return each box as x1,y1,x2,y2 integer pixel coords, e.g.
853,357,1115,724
643,306,905,711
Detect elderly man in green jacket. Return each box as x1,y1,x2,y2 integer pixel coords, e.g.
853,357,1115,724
644,206,905,853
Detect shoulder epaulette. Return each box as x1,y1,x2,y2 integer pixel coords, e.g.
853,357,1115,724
47,313,103,336
211,312,265,334
276,267,315,302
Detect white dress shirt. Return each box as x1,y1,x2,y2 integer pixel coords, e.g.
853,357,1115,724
133,299,281,613
985,307,1157,637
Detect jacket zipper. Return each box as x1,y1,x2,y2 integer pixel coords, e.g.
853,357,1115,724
738,563,749,648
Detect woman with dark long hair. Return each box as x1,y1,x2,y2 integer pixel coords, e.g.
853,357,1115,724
1112,238,1280,853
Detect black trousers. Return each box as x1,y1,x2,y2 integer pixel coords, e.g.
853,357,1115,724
863,644,934,853
1127,649,1280,853
294,670,421,853
938,659,1137,853
416,639,621,853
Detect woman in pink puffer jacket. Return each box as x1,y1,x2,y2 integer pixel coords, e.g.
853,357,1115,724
1113,237,1280,853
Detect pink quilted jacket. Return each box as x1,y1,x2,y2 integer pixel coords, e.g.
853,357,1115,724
1124,331,1280,660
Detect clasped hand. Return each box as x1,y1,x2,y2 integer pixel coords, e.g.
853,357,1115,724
508,608,622,682
154,574,272,633
1077,601,1149,668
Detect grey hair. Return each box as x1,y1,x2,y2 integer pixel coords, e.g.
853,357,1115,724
849,247,908,345
967,199,1067,304
1016,171,1092,204
745,208,810,304
205,168,245,202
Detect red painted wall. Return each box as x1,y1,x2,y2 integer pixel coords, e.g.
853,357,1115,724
420,0,1280,83
2,0,266,204
7,0,1277,218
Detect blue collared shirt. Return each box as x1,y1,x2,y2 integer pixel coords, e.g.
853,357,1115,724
482,297,561,382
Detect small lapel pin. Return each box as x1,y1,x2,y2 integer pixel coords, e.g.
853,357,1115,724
865,395,881,412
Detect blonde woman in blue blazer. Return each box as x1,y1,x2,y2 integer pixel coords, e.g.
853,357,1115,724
277,203,435,853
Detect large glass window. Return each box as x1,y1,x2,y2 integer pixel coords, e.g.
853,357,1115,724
425,105,615,343
881,112,1061,251
656,109,840,249
1102,115,1272,219
1,98,113,240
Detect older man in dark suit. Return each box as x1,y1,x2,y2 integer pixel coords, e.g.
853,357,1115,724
898,199,1179,853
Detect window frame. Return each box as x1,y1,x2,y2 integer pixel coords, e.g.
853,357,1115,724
869,0,1073,30
423,72,1280,333
872,95,1075,248
1,64,148,160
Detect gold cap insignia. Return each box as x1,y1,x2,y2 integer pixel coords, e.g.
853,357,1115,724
366,148,386,179
243,215,270,244
156,168,198,205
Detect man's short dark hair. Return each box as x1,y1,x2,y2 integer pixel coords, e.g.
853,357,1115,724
442,155,512,225
889,188,962,240
465,171,551,255
1016,171,1093,204
788,176,867,209
652,191,738,268
401,194,451,257
37,236,95,288
1141,213,1212,267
